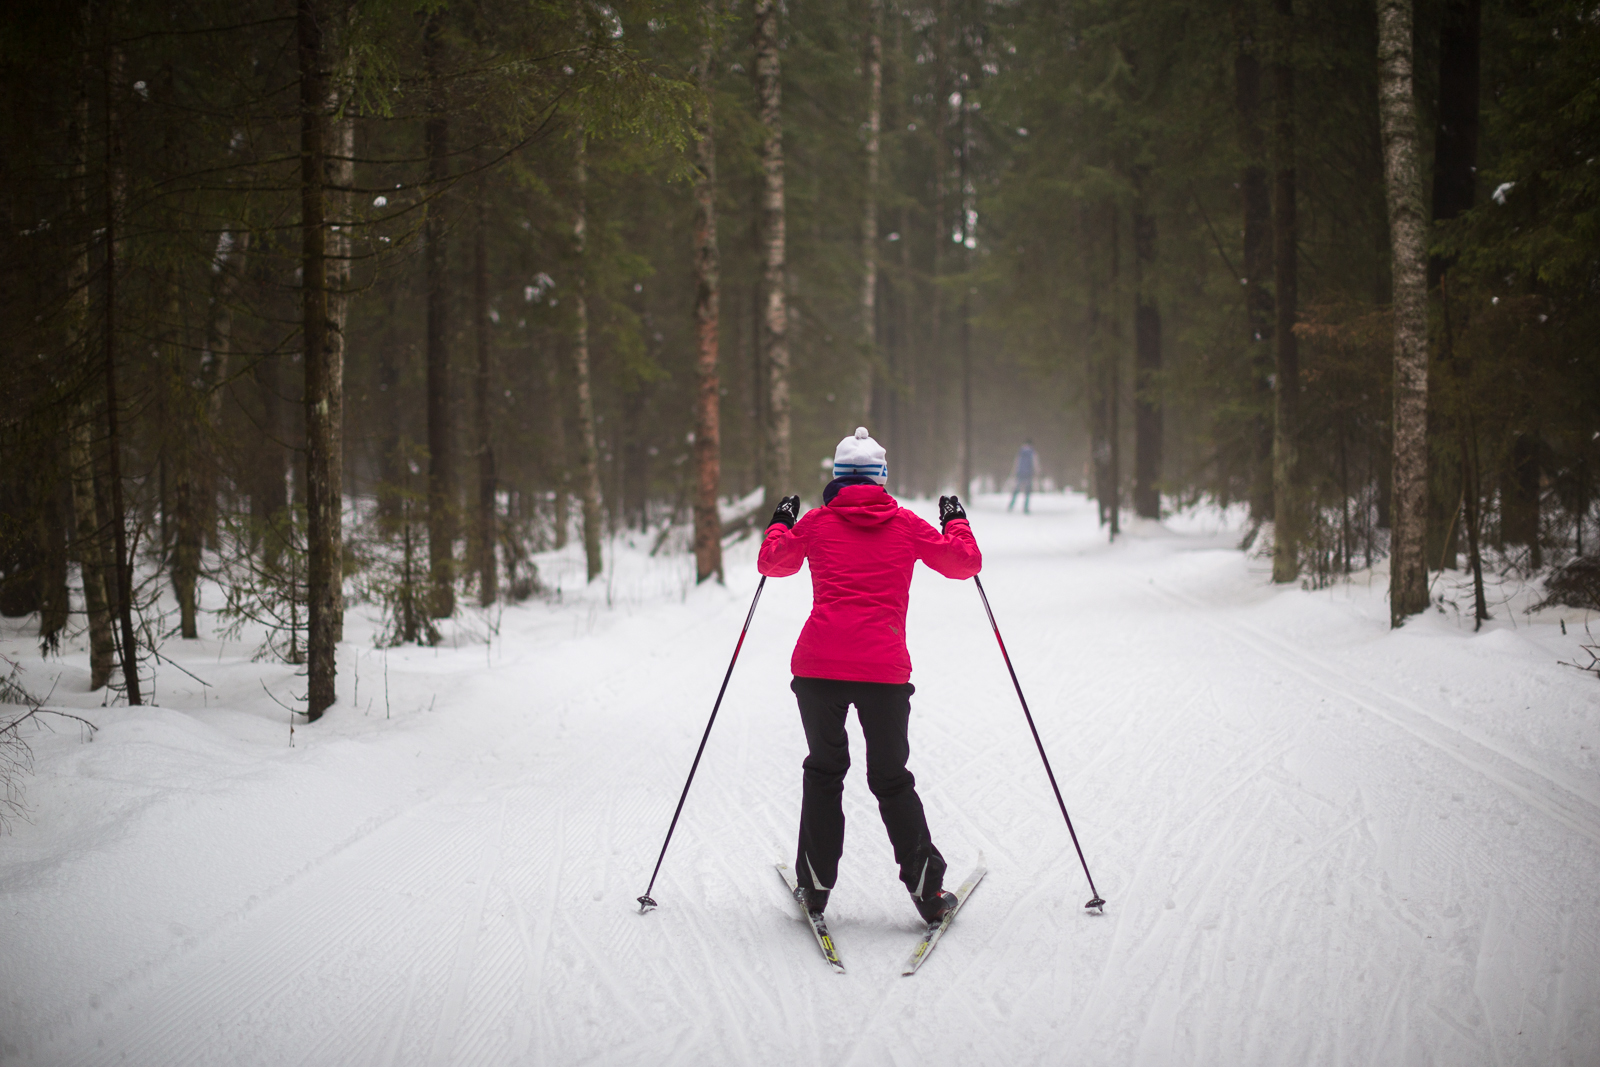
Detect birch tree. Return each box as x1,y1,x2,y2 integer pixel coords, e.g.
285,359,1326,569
1377,0,1430,624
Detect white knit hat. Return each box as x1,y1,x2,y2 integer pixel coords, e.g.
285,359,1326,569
833,427,888,484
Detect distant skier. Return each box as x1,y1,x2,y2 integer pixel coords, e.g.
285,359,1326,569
759,427,982,925
1009,439,1036,513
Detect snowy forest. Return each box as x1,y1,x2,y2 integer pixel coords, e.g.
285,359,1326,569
2,0,1598,1064
4,0,1597,711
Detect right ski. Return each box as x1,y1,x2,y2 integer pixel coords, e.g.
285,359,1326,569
901,857,986,976
775,862,845,973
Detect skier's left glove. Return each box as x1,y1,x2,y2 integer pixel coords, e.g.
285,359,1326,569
938,495,968,532
768,495,801,531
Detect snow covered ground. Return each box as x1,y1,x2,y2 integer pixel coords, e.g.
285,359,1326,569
2,491,1597,1066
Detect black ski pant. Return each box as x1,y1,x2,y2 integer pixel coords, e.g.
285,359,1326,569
791,676,944,908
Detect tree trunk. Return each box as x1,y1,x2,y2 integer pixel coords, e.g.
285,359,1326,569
67,45,115,689
300,0,339,718
1270,0,1300,584
375,281,403,527
474,183,498,604
571,129,605,582
68,413,115,689
859,0,882,418
692,4,724,584
1502,433,1541,566
1086,208,1112,528
1442,279,1490,626
164,268,203,641
1132,176,1163,520
544,347,570,550
898,203,915,492
754,0,791,498
1235,0,1275,525
200,226,250,555
102,45,141,705
928,5,948,497
1108,205,1122,540
39,476,70,654
324,86,352,643
254,350,291,572
959,90,973,500
1378,0,1431,624
424,10,455,619
1425,0,1480,568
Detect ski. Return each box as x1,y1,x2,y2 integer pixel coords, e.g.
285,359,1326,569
901,857,987,976
775,862,845,973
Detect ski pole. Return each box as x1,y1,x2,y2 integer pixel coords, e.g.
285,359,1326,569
637,576,767,913
973,574,1106,913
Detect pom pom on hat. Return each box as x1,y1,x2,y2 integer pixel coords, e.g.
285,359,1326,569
834,427,888,484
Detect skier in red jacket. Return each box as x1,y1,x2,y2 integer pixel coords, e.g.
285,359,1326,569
759,427,981,925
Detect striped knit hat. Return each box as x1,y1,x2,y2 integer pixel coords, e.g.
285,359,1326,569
833,427,888,484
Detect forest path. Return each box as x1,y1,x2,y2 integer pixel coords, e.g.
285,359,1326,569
23,494,1600,1066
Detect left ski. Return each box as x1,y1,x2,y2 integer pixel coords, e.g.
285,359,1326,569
901,857,987,976
775,862,845,973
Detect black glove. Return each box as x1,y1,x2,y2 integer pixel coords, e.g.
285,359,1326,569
938,495,967,532
768,494,801,530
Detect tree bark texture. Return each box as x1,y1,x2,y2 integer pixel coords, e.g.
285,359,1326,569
692,7,724,585
1377,0,1432,625
424,11,455,619
859,0,882,417
1133,181,1163,520
474,185,498,604
324,88,352,642
754,0,791,498
300,0,339,718
1270,0,1300,584
571,129,605,582
1234,0,1275,523
68,412,115,689
103,45,141,705
67,52,115,688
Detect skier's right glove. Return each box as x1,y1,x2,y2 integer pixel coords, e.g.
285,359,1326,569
938,495,967,532
768,495,801,531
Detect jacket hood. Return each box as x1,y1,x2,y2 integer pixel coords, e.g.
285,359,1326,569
826,483,900,526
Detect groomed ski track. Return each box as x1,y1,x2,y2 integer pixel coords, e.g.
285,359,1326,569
3,493,1597,1066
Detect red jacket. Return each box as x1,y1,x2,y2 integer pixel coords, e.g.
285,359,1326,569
757,484,982,684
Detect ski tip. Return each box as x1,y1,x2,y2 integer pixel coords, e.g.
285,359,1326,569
1085,896,1106,915
637,895,658,914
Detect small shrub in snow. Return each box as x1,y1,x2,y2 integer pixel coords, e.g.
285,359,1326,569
1537,555,1600,612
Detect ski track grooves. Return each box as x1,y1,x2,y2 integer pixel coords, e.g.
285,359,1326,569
1140,578,1600,846
15,510,1598,1066
428,793,507,1067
